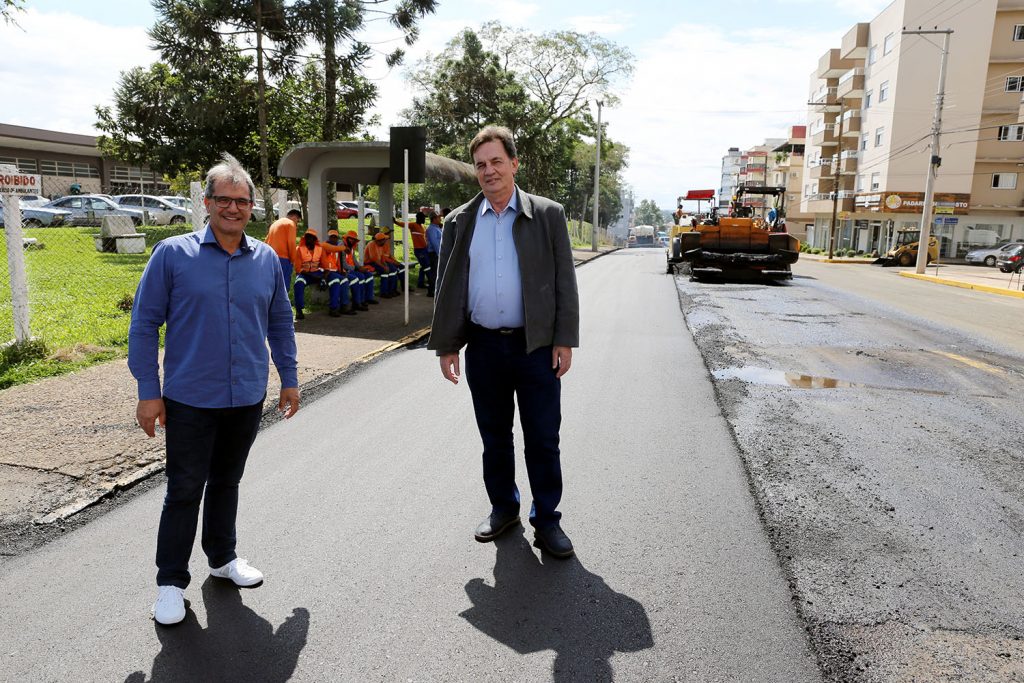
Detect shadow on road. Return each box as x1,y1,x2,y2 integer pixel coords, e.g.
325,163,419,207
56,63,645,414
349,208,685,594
460,527,653,682
124,577,309,682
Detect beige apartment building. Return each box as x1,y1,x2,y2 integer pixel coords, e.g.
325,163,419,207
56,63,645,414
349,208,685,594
802,0,1024,258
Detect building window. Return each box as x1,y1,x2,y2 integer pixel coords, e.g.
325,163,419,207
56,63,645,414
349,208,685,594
865,90,873,108
879,81,890,102
883,33,895,55
870,173,880,191
1014,24,1024,41
0,156,38,173
868,45,877,64
1006,76,1024,92
992,173,1017,189
860,133,869,151
998,125,1024,141
875,127,885,147
856,175,865,192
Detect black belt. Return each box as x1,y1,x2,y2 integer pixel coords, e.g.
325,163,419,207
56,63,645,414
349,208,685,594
469,322,524,336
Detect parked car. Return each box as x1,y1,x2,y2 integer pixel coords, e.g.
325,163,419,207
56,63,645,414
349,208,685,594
45,194,146,227
273,200,302,219
965,241,1024,267
336,200,378,220
996,243,1024,273
160,196,193,211
114,194,191,225
251,200,267,222
12,193,51,208
0,197,73,227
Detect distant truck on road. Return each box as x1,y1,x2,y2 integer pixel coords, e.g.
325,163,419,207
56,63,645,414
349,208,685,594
628,225,656,247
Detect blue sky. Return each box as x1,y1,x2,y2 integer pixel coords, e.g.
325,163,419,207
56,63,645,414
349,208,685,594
2,0,893,208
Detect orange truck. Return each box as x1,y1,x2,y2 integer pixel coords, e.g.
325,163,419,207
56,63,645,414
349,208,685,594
667,185,800,281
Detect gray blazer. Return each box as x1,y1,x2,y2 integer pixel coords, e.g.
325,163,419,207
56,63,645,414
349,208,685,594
427,188,580,355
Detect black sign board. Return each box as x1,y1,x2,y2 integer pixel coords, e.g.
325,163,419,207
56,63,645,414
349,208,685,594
390,127,427,183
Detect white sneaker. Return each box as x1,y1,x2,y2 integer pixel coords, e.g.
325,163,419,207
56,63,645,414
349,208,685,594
210,558,264,587
151,586,186,625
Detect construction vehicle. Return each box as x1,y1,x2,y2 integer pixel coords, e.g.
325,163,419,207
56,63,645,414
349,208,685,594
628,225,656,247
667,185,800,280
873,229,939,267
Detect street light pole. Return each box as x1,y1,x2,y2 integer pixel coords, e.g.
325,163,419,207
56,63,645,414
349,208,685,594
591,100,603,252
904,28,953,274
828,100,847,261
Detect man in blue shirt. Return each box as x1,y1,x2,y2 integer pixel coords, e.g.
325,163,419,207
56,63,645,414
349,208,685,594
425,210,442,298
428,126,579,558
129,153,299,626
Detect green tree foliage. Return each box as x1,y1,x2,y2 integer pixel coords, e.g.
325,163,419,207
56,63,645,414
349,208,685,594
404,27,633,220
96,57,258,177
2,0,24,25
634,199,663,228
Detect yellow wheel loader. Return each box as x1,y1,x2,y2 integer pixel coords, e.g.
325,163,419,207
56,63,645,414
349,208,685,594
873,229,939,267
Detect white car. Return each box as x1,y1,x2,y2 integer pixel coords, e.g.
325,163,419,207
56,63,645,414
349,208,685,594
12,193,51,208
160,196,193,211
114,194,191,225
337,200,379,220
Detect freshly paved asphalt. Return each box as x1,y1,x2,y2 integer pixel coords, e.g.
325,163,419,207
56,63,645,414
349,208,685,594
0,247,821,682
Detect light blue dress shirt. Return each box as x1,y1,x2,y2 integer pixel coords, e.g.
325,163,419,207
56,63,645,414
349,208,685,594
128,226,298,408
468,189,524,329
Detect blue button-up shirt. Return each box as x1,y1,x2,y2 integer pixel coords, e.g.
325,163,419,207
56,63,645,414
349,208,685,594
128,227,298,408
468,190,524,329
426,223,442,254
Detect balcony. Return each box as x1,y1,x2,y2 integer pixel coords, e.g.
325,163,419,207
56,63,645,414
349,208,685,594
809,87,841,113
841,23,869,60
809,161,833,179
837,68,865,101
805,192,855,213
833,110,861,137
818,48,857,79
837,151,859,174
811,127,838,147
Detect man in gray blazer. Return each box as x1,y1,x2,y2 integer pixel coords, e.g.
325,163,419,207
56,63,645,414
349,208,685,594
428,125,580,558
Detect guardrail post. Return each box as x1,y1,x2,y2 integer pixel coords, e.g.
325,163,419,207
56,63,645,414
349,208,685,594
2,194,31,343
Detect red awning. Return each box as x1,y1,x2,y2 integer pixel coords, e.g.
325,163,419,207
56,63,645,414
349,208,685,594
684,190,715,200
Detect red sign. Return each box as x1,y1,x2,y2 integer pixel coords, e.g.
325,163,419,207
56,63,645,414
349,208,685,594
684,190,715,200
0,172,41,194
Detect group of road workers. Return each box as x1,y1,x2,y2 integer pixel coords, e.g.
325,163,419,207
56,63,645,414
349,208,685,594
264,207,445,320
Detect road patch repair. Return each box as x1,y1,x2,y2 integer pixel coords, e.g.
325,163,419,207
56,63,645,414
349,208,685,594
674,272,1024,682
0,247,614,558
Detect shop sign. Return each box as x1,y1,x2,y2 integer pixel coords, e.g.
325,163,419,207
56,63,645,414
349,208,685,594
864,191,970,215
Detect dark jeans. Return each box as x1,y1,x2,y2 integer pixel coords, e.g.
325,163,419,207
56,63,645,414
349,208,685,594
464,324,563,530
156,396,264,588
427,252,438,296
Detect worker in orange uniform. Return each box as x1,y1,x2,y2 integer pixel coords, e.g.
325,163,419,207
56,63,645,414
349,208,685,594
322,228,356,316
292,228,351,319
365,231,404,298
342,230,377,309
265,209,302,284
394,210,430,289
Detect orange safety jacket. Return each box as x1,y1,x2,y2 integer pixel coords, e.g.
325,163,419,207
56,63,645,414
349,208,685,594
295,243,325,273
320,241,344,272
365,240,397,266
265,218,298,262
396,220,427,249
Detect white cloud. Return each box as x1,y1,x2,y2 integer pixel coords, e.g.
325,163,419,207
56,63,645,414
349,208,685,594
0,8,158,135
608,20,844,209
566,12,633,35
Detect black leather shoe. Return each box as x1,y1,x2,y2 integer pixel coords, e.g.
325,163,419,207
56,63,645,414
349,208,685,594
533,525,574,558
474,512,520,543
295,309,305,320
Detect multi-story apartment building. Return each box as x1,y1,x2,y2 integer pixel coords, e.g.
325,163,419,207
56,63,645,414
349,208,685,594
719,147,741,210
802,0,1024,258
771,126,815,243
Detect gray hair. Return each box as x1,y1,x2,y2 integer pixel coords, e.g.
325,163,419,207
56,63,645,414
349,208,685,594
204,152,256,201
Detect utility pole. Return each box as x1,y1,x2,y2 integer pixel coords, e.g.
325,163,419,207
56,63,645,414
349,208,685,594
591,100,603,252
904,27,953,274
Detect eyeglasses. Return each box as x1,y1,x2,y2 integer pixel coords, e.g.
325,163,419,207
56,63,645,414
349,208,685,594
210,195,254,209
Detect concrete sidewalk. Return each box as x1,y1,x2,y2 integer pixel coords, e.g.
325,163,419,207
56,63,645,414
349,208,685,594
801,252,1024,299
0,248,615,551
